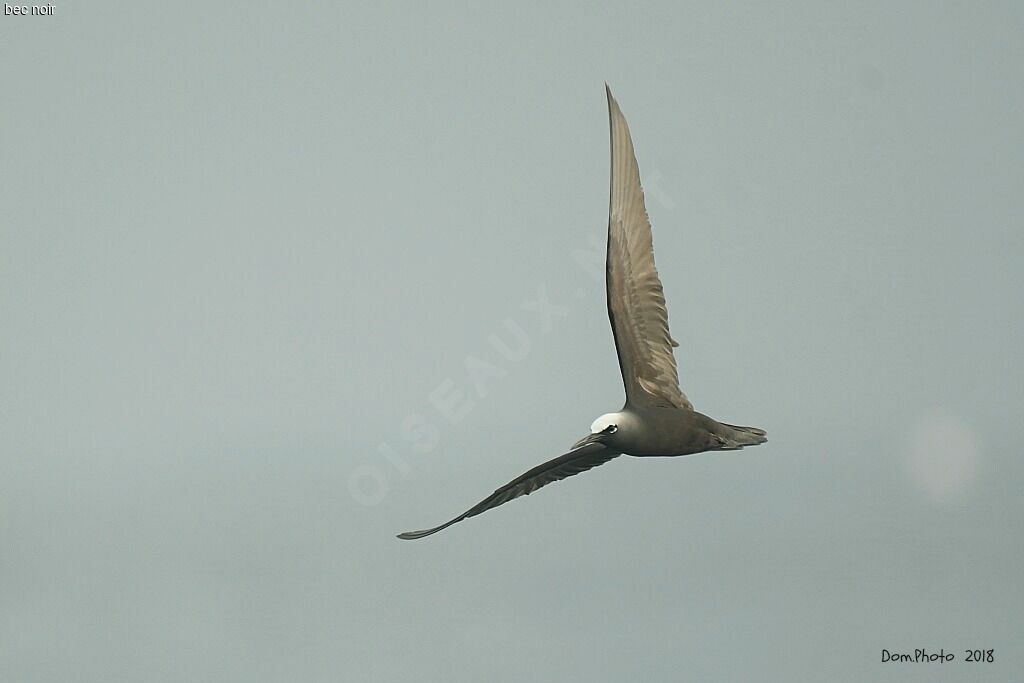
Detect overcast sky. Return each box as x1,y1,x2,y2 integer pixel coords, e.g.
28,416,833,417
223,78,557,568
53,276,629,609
2,2,1022,681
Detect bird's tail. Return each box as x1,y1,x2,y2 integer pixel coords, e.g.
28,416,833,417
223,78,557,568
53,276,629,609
714,423,767,450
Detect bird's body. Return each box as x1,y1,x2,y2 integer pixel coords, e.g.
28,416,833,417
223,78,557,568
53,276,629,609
587,408,766,457
397,86,766,540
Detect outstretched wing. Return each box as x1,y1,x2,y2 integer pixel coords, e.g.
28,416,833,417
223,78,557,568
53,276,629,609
604,85,692,411
396,442,619,540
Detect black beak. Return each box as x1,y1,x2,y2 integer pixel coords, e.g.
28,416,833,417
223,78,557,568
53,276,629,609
571,432,603,450
573,430,610,450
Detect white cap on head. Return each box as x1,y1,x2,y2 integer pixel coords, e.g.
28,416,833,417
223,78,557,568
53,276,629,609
590,413,619,434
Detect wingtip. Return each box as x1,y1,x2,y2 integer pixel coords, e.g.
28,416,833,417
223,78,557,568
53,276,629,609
396,526,445,540
605,84,624,121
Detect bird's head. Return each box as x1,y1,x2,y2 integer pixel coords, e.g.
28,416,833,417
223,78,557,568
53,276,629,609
572,413,623,449
590,413,621,435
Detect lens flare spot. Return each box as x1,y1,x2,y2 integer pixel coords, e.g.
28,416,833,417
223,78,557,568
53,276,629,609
905,413,979,502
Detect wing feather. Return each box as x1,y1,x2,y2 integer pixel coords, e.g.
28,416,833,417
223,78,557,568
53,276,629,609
396,442,619,540
605,86,691,411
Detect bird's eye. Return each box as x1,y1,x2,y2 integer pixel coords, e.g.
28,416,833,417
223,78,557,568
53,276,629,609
603,425,618,434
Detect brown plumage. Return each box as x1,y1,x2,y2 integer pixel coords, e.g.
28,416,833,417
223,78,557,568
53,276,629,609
396,86,765,540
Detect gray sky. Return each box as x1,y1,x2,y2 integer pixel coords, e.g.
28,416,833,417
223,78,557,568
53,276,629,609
2,2,1022,681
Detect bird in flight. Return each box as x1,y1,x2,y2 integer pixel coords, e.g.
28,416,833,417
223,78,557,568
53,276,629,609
397,85,766,540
